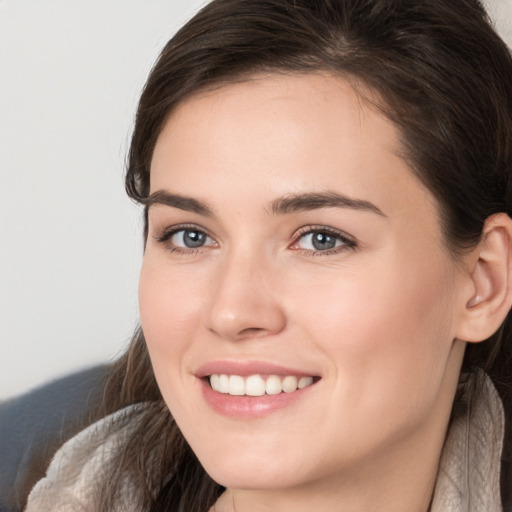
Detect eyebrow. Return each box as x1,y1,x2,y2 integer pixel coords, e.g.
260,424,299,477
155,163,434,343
145,189,386,218
269,192,386,217
145,190,213,216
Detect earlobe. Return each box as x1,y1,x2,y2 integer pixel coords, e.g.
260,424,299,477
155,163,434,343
456,213,512,343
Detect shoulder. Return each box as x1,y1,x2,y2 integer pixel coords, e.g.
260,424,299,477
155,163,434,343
24,403,150,512
431,369,505,512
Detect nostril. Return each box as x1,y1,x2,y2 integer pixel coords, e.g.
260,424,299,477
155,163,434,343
208,325,269,341
238,327,268,338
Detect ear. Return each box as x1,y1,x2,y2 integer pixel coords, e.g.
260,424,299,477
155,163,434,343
455,213,512,343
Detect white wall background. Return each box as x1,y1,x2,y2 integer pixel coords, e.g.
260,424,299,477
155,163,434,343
0,0,207,400
0,0,511,400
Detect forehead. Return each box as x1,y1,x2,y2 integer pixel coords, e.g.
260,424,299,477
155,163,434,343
156,73,389,152
150,72,438,225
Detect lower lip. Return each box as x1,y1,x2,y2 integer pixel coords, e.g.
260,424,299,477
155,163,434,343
200,378,316,418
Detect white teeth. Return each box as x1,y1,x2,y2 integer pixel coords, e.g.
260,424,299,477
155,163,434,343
245,375,266,396
229,375,245,395
282,375,298,393
265,375,282,395
218,374,229,393
209,373,315,396
210,374,220,391
298,376,314,389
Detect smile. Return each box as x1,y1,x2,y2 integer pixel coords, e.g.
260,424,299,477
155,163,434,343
209,374,315,396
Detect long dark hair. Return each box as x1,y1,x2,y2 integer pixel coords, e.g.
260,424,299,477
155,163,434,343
98,1,512,510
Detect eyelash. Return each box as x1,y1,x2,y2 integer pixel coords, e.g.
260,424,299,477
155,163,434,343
291,225,357,256
153,224,357,256
154,224,216,256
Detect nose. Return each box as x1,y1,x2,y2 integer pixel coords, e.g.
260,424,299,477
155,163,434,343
206,252,287,341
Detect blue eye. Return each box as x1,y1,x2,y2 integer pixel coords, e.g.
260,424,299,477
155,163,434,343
301,232,340,250
297,232,343,251
293,227,356,253
170,229,215,249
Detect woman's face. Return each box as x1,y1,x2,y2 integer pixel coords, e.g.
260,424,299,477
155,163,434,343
140,74,469,493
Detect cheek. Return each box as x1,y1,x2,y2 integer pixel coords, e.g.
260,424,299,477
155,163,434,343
138,258,204,390
290,252,457,411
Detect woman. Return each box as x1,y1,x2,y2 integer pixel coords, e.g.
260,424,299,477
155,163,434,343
25,0,512,511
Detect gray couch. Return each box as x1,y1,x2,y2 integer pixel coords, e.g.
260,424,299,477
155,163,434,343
0,365,108,512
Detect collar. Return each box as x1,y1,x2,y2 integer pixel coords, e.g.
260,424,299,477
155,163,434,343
431,368,505,512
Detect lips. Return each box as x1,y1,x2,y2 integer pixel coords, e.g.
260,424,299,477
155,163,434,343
196,361,320,418
196,360,318,379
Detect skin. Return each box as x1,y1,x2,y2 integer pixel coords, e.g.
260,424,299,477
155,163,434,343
139,73,481,511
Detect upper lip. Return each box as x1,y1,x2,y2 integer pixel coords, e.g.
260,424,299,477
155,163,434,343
195,360,319,378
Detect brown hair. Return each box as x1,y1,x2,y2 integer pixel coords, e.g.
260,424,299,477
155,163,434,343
98,1,512,510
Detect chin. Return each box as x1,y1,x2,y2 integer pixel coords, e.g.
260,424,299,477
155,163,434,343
204,461,303,491
187,435,307,490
